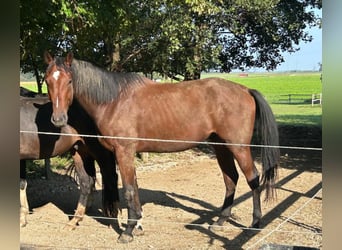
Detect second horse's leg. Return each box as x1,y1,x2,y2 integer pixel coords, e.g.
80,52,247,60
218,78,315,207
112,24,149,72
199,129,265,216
65,151,95,230
20,160,29,227
210,145,239,231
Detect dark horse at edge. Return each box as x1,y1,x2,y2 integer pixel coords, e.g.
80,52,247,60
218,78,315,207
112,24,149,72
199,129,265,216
44,52,280,243
20,89,120,228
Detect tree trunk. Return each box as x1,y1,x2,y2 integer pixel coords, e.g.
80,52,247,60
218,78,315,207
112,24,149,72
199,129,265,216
34,67,43,94
30,54,43,94
184,70,201,81
184,30,202,81
105,32,122,72
110,42,121,72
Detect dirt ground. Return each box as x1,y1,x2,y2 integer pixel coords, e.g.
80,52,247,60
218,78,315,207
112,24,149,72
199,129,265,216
20,126,322,249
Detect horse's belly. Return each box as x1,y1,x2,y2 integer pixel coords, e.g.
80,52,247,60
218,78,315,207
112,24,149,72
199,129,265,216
135,120,211,153
137,140,199,153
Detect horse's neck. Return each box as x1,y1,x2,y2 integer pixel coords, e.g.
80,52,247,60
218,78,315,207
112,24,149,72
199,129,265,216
75,95,108,126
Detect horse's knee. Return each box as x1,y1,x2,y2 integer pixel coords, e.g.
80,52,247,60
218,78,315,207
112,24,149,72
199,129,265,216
79,175,95,195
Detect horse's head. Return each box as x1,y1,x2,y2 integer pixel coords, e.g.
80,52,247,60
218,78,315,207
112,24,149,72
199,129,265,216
44,51,74,127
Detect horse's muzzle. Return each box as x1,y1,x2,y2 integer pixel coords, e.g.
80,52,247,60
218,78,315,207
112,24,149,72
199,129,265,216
51,113,68,127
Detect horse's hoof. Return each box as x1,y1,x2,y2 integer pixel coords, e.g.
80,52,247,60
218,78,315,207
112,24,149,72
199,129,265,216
133,225,144,236
64,223,77,231
20,212,28,227
250,221,260,228
117,233,134,243
209,223,224,232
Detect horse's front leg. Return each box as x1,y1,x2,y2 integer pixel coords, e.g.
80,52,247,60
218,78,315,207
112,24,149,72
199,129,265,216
116,146,143,243
20,160,29,227
20,178,29,227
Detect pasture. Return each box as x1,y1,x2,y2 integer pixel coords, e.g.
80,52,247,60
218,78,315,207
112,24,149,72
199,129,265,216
20,71,322,249
202,72,322,127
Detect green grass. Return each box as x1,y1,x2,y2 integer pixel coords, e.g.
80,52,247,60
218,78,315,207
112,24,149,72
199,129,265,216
20,81,48,94
272,104,322,126
203,72,322,96
202,72,322,127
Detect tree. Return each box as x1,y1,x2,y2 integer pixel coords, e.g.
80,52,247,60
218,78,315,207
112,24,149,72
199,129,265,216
218,0,322,72
20,0,322,83
20,0,61,93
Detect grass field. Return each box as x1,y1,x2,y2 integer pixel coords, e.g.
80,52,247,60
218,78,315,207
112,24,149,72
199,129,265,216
20,81,48,93
203,72,322,127
20,72,322,127
202,72,322,96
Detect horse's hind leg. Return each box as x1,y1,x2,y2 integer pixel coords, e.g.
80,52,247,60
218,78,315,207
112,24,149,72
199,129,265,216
210,145,239,231
230,146,262,228
65,151,95,230
92,148,120,218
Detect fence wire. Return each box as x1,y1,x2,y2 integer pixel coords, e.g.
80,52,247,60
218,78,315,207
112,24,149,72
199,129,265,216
20,129,322,249
19,130,322,151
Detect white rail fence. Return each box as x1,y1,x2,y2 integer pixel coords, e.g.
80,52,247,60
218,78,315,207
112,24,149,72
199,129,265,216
272,93,322,106
311,93,322,106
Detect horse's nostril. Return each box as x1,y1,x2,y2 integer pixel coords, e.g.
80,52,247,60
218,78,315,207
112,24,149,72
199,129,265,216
51,114,68,127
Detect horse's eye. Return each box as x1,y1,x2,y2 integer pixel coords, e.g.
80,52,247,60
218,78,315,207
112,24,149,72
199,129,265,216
68,79,72,84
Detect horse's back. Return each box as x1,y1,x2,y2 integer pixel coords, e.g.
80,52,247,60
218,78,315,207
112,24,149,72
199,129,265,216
138,77,251,99
107,77,256,152
133,77,254,118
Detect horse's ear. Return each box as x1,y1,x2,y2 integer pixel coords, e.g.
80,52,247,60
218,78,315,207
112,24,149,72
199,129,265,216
44,51,54,65
65,52,73,67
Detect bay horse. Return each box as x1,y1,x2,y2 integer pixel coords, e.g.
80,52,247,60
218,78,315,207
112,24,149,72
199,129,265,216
44,52,280,243
20,93,120,228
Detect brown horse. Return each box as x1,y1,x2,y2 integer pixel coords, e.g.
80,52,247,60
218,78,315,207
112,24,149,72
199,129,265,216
20,93,120,229
44,52,279,243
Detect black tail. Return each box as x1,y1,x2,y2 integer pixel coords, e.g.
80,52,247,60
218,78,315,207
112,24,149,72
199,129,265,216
249,89,280,201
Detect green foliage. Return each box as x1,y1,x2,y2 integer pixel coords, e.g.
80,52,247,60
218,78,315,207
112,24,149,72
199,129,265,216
218,0,322,72
25,155,73,178
20,0,322,82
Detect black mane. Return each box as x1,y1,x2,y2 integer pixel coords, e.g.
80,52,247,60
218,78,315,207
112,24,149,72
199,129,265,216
55,57,147,104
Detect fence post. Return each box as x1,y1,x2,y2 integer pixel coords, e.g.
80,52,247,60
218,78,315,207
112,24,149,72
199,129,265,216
311,93,322,106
